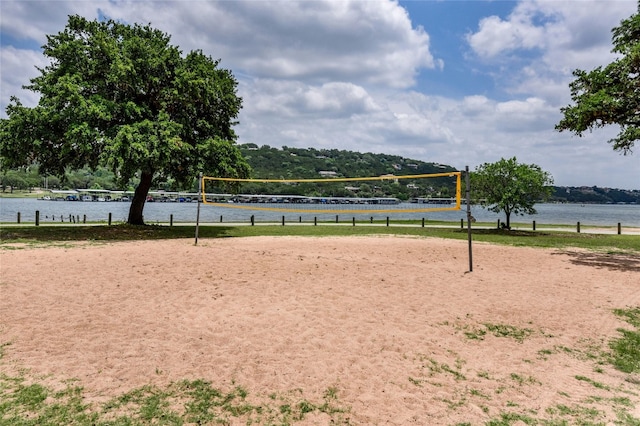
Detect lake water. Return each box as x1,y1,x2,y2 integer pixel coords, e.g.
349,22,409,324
1,197,639,227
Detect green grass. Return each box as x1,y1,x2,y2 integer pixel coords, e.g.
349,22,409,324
462,323,535,343
0,376,352,425
0,191,42,199
574,375,610,390
483,323,534,343
610,308,640,374
1,222,639,253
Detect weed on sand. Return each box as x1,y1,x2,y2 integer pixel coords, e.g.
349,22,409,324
0,373,352,425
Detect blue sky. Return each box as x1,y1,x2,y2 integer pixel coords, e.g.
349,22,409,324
1,0,639,189
400,1,515,99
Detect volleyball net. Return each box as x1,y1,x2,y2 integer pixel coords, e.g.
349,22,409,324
200,171,462,215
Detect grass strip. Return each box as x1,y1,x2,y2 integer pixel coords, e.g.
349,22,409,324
610,307,640,374
0,376,351,425
1,223,639,253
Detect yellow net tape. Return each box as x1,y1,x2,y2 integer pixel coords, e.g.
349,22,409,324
201,172,461,214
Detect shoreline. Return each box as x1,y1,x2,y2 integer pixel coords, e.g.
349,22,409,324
2,197,640,229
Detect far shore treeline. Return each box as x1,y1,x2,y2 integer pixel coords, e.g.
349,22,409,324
1,145,639,204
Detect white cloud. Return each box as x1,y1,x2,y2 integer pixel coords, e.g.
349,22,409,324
461,95,491,115
466,0,637,108
0,1,97,43
0,46,49,112
240,79,379,121
96,0,437,88
467,14,545,58
467,0,634,67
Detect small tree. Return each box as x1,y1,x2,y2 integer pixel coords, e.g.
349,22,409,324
471,157,553,229
0,15,249,225
556,5,640,154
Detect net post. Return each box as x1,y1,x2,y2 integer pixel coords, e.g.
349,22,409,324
195,172,202,245
465,166,473,272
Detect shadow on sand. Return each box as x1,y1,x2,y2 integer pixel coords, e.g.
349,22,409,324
555,250,640,273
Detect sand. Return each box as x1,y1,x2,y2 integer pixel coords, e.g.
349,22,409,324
1,235,639,424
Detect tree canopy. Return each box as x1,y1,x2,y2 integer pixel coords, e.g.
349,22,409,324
471,157,553,229
556,5,640,154
0,15,249,224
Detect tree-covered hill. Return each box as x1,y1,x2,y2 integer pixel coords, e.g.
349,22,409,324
238,144,457,179
551,186,640,204
228,144,460,200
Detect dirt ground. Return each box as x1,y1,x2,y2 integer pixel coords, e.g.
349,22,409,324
1,236,639,424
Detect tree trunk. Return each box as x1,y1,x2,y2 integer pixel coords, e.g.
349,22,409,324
505,212,511,229
128,171,153,225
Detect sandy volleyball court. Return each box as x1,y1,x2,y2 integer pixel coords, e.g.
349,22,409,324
1,236,639,424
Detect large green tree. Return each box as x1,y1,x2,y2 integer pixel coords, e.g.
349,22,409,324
471,157,553,229
556,4,640,154
0,15,249,225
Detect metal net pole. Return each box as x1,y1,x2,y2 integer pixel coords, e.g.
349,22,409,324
195,172,202,245
465,166,473,272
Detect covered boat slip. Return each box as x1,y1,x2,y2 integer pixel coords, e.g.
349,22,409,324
40,189,200,202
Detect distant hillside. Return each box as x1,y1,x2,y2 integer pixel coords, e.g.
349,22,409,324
238,145,640,203
551,186,640,204
239,144,457,178
235,144,460,200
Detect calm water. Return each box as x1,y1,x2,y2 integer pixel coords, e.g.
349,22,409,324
1,197,639,226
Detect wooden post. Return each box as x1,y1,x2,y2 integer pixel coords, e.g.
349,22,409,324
618,223,621,235
35,211,39,226
577,221,580,233
220,215,223,222
386,216,389,227
17,212,21,224
83,215,86,224
533,220,536,231
170,214,173,227
108,212,112,226
352,217,355,226
282,215,285,226
314,216,317,226
461,218,464,229
335,215,339,223
251,215,255,226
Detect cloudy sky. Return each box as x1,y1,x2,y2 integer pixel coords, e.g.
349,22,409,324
1,0,639,189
